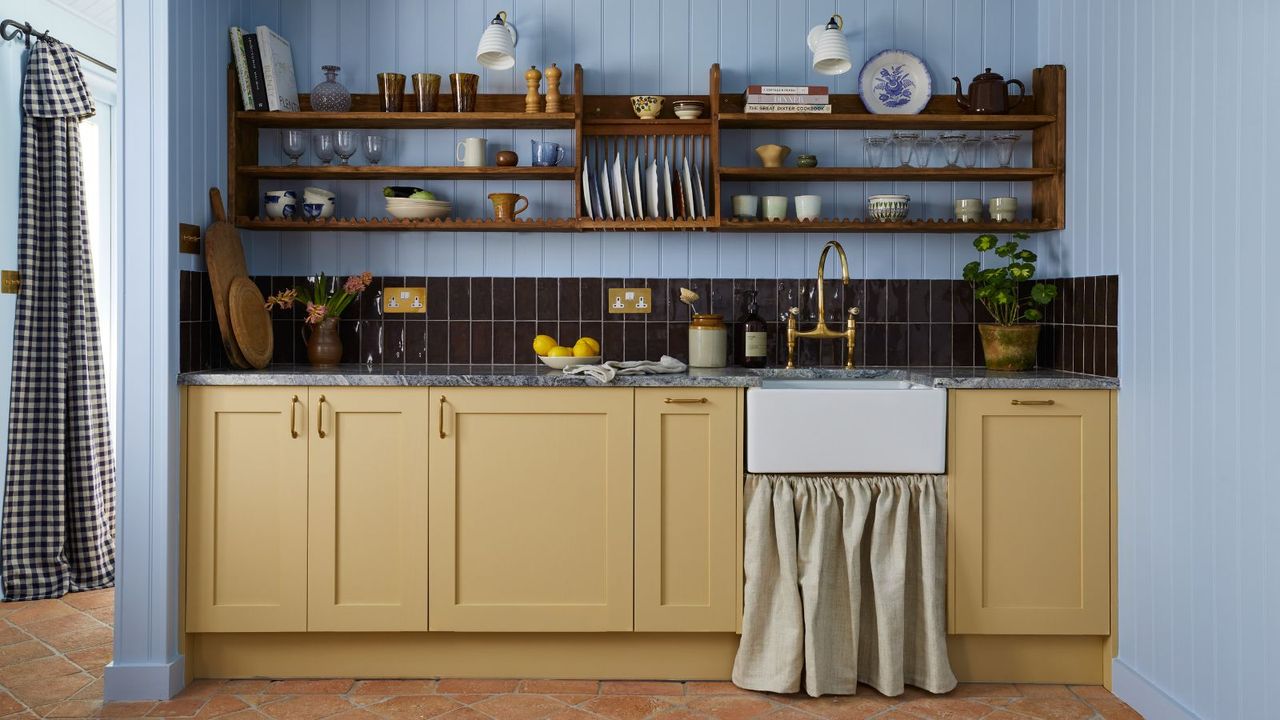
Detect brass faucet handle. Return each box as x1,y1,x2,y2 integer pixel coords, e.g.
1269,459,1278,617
848,307,860,317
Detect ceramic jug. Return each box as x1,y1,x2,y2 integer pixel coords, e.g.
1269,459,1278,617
952,68,1026,114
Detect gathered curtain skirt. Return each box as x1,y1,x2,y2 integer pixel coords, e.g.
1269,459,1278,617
732,474,956,697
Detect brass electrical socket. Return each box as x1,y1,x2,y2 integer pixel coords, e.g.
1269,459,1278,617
179,223,201,254
383,287,427,314
608,287,652,314
0,270,18,295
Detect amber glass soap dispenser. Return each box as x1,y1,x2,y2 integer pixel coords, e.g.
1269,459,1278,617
737,290,768,368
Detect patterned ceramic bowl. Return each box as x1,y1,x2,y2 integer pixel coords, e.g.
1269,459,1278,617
630,95,665,119
867,194,910,222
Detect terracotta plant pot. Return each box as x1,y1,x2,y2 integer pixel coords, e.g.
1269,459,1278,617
978,323,1040,371
306,317,343,366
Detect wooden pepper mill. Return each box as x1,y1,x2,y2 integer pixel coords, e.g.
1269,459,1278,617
524,65,542,113
544,63,562,113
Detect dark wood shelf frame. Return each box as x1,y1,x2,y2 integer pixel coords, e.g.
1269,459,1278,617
226,64,1066,233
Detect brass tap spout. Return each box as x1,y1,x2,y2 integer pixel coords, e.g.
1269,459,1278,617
786,240,861,369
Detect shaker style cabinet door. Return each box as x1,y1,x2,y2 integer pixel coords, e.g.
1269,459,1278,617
307,388,429,631
186,387,309,632
428,388,634,631
634,388,740,632
949,389,1112,635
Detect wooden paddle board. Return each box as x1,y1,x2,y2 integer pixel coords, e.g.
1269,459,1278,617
228,276,273,369
205,188,250,368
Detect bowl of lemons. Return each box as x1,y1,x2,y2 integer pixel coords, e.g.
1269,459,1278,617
533,334,601,369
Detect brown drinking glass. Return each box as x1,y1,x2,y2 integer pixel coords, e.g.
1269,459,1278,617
377,72,406,112
412,73,441,112
450,72,479,112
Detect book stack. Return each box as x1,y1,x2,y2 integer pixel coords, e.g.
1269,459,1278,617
229,25,299,112
742,85,831,114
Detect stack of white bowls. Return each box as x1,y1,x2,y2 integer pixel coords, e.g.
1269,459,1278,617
385,194,452,220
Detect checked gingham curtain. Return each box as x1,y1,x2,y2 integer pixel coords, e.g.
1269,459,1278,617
2,40,115,600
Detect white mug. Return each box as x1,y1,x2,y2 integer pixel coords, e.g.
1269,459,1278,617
456,137,487,167
732,194,759,220
794,194,821,221
762,195,788,221
989,196,1017,222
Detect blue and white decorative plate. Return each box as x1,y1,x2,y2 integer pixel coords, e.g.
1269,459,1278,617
859,49,932,115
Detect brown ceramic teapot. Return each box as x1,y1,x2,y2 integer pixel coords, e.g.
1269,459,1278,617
952,68,1025,114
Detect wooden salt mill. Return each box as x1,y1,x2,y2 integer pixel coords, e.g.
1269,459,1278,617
544,63,562,113
524,65,542,113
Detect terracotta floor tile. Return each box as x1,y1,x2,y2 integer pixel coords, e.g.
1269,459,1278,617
59,589,115,612
0,625,30,647
0,641,52,668
146,696,210,717
193,694,252,718
216,711,270,719
350,680,436,696
2,601,76,628
0,656,85,687
365,695,462,720
33,698,103,718
1013,685,1074,699
471,693,568,720
581,695,671,720
444,694,492,705
940,684,1020,699
70,677,104,700
217,680,273,696
545,708,597,720
600,681,685,696
649,708,714,720
43,625,113,653
265,679,355,695
86,605,115,624
892,698,990,720
21,612,104,642
517,680,599,695
435,708,492,720
260,695,354,720
758,709,817,720
0,690,24,715
437,679,519,694
684,683,762,697
1066,686,1113,700
326,710,382,720
547,694,595,706
979,712,1028,720
99,700,161,717
1084,699,1143,720
1000,698,1094,720
178,679,230,699
867,713,918,720
63,644,112,677
777,695,895,720
5,673,94,709
685,695,779,720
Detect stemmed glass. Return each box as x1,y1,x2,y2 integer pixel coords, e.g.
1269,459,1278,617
363,133,386,165
892,131,919,167
993,133,1020,168
863,136,889,168
940,132,966,167
312,131,336,165
913,135,938,168
334,130,359,165
960,135,982,168
282,129,306,165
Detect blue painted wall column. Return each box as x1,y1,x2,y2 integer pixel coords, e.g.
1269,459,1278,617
104,0,183,701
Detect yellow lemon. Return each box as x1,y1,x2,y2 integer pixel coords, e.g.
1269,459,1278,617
572,339,597,357
532,334,558,356
547,346,574,358
576,337,601,354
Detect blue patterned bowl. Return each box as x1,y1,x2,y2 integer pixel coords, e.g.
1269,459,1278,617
301,202,325,221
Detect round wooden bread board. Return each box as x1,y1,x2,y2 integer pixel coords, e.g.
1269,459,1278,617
227,276,273,369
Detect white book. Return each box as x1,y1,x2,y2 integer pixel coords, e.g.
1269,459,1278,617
228,27,255,110
255,25,299,112
743,103,833,113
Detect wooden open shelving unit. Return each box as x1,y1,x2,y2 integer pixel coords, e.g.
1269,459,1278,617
227,63,1065,233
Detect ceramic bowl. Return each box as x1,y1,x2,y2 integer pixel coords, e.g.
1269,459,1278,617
674,108,704,120
301,202,326,221
303,186,335,201
304,195,336,219
538,355,601,370
867,194,910,222
672,99,705,119
264,197,297,219
630,95,665,119
385,200,451,220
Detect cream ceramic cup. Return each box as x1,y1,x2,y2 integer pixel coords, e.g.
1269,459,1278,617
762,195,788,221
989,196,1017,222
732,194,759,220
954,197,983,222
794,194,822,221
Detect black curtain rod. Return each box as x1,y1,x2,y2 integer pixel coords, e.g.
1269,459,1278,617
1,18,117,73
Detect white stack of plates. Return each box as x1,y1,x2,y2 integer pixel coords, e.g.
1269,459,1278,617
385,197,452,220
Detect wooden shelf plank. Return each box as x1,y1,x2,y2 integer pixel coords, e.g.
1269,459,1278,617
236,217,579,233
720,218,1058,233
717,112,1055,130
236,111,577,130
578,218,717,231
239,165,577,181
719,167,1058,182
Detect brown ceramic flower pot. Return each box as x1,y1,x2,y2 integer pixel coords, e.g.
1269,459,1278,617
306,317,343,366
978,323,1040,371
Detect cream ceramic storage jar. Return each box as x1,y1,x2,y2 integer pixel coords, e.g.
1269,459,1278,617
688,314,728,368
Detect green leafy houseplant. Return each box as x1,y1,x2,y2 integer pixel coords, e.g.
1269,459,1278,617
962,233,1057,371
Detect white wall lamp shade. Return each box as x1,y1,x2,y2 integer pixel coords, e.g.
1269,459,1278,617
476,11,518,70
808,14,852,76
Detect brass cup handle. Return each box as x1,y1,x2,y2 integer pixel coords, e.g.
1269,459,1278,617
290,395,300,438
1011,399,1055,406
438,395,447,439
317,395,328,438
664,397,707,404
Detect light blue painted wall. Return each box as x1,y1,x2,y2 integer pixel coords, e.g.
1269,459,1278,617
1041,1,1278,719
0,0,120,592
174,0,1046,280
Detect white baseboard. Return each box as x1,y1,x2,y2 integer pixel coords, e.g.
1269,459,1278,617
103,656,186,701
1112,658,1200,720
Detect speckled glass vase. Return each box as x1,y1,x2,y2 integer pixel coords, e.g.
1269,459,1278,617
311,65,351,112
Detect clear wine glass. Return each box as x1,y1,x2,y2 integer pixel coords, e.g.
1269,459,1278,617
892,131,920,167
913,136,939,168
334,130,359,165
940,132,966,167
363,133,385,165
282,129,306,165
960,135,982,168
993,133,1020,167
312,131,335,165
863,136,889,168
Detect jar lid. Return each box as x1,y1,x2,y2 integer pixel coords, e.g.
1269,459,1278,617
691,313,724,327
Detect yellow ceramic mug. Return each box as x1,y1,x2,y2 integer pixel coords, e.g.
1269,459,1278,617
488,193,529,220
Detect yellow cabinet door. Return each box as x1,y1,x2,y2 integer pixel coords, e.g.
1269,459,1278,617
186,387,308,632
949,389,1112,635
308,388,429,631
428,388,634,631
634,388,740,632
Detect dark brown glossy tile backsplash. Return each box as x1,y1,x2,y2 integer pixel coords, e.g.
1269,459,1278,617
180,272,1118,377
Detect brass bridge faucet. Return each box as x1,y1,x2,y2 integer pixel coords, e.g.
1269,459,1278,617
786,240,860,369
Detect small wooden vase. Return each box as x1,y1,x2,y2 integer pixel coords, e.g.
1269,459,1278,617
544,63,562,113
306,318,343,366
524,66,542,113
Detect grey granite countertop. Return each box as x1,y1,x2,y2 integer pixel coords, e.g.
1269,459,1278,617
178,364,1118,390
